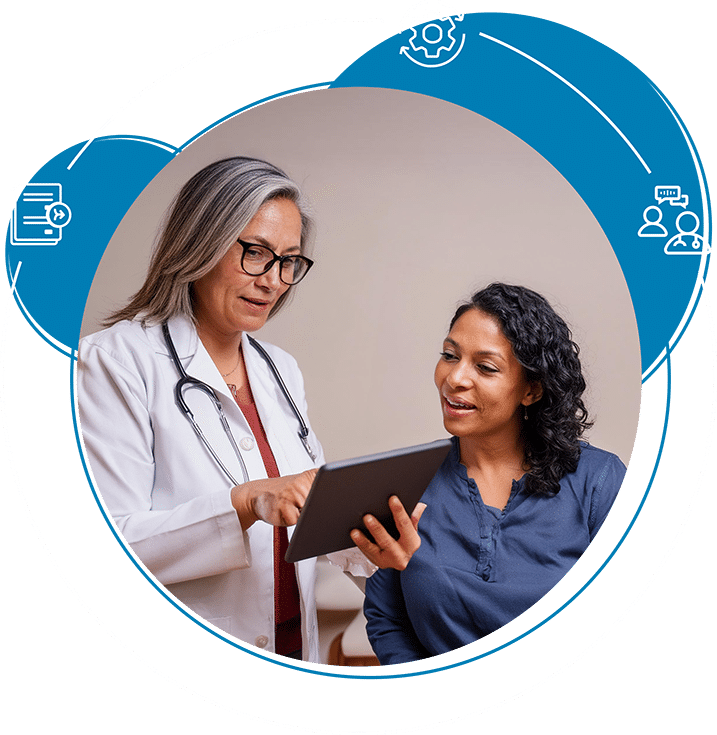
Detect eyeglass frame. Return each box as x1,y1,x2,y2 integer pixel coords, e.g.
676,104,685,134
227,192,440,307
236,239,314,285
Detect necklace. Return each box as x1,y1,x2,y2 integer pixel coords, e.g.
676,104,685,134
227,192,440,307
220,347,242,377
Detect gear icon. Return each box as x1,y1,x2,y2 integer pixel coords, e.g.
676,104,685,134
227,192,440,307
399,14,466,67
408,17,457,59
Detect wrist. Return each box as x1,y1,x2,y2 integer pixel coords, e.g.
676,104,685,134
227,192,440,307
231,484,258,531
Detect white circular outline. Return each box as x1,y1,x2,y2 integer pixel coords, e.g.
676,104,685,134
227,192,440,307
675,209,699,235
0,261,717,735
45,201,72,229
421,23,443,44
0,10,717,735
644,205,663,224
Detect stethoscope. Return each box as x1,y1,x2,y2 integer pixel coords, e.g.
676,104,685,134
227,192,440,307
162,322,317,487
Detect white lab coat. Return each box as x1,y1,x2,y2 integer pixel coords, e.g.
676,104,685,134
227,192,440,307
78,314,369,661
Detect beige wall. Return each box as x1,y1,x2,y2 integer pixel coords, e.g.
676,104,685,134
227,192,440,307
82,87,641,464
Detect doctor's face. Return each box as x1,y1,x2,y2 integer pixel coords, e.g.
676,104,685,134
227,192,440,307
192,198,302,336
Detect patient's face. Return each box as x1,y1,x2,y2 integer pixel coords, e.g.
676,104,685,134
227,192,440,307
434,308,534,443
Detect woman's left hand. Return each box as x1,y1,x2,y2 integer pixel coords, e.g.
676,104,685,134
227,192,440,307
350,496,426,570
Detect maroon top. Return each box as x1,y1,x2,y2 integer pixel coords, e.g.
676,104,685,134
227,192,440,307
230,380,302,660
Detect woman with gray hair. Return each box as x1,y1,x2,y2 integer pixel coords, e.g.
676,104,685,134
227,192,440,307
78,157,421,662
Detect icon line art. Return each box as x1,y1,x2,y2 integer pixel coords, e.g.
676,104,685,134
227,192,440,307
637,184,710,255
664,210,710,255
655,185,688,209
638,205,668,238
400,15,466,68
10,183,72,247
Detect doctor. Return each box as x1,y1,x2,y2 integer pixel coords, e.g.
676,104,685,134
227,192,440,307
78,157,422,663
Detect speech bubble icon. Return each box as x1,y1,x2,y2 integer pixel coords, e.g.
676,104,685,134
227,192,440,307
655,185,681,204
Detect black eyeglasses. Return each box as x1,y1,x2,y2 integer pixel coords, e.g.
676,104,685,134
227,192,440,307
237,239,314,285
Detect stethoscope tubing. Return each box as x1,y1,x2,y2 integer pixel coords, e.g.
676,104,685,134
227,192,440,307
162,322,315,488
247,335,317,462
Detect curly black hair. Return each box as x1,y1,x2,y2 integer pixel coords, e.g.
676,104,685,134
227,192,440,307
450,283,592,496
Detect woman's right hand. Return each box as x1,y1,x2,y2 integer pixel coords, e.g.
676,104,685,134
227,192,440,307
231,469,317,530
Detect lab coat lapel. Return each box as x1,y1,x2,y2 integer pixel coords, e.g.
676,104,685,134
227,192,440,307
161,315,267,482
164,314,237,403
161,316,306,478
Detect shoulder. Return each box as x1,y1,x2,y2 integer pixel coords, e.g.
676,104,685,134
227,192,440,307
245,335,302,376
574,444,627,537
571,443,627,503
79,319,160,369
576,442,627,477
422,437,463,496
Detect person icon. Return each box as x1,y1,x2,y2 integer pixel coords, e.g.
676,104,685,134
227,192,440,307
638,205,668,237
664,210,707,253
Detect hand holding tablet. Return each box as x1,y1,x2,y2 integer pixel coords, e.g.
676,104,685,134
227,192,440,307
350,495,428,570
285,439,452,563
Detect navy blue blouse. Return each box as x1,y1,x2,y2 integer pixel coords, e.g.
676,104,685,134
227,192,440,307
364,438,626,664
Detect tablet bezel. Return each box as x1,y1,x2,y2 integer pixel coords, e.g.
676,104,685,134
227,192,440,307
285,438,452,563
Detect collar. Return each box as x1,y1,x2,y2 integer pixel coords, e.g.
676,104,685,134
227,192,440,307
158,314,279,408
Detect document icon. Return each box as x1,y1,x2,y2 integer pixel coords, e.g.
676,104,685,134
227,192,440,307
11,183,72,246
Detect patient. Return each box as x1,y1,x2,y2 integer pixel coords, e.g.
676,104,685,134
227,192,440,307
364,283,626,663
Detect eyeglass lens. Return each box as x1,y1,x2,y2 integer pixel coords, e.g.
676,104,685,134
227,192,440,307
240,242,311,285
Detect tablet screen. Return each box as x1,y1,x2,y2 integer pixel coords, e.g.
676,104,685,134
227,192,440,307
285,438,452,563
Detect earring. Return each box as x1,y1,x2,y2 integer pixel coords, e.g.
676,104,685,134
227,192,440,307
523,406,529,421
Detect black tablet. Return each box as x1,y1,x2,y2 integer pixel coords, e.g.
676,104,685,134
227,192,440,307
285,438,452,563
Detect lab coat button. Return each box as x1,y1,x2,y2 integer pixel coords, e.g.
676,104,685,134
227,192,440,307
255,635,269,648
240,437,255,451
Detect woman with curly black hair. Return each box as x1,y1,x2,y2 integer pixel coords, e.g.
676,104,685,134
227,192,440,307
363,283,626,664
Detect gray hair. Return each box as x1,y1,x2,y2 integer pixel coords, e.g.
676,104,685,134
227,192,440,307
105,157,314,327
